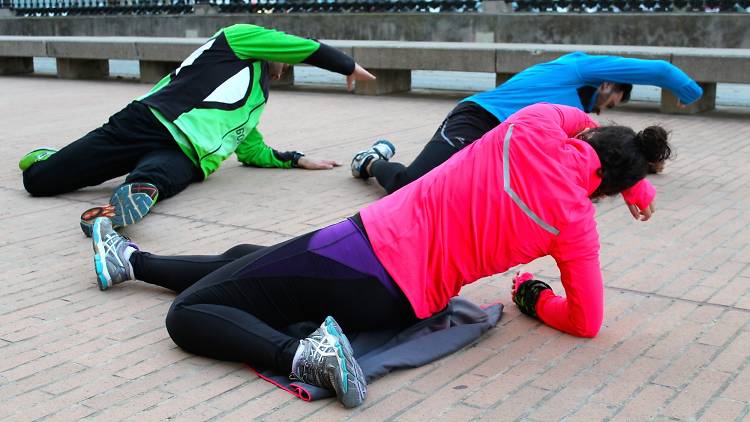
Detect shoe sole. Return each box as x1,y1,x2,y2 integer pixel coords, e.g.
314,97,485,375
324,317,366,408
80,205,118,238
92,218,112,291
110,184,157,227
80,184,157,237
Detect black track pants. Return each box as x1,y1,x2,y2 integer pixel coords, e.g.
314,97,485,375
22,101,202,199
371,101,500,194
132,223,416,373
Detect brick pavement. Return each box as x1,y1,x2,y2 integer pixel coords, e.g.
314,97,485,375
1,75,749,421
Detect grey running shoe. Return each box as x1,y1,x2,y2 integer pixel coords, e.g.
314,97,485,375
92,217,138,291
291,316,367,408
80,182,159,237
350,140,395,179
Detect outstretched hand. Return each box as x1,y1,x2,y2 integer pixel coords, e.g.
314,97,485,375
346,63,376,91
626,200,655,222
297,156,342,170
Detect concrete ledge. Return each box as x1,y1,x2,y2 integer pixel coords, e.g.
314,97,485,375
1,14,748,48
0,57,33,74
0,36,747,114
670,49,750,84
496,72,514,86
355,69,411,95
0,36,46,57
139,60,180,83
46,37,138,60
661,82,717,114
350,42,495,72
495,44,672,73
135,38,204,62
57,58,109,79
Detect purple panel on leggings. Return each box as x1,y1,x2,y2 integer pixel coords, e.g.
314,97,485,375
309,219,400,298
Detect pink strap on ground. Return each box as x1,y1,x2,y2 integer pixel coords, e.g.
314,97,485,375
249,366,312,401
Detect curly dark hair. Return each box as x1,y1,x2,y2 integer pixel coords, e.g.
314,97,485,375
583,125,672,198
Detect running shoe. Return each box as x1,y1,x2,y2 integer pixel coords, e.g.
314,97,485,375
91,217,138,291
18,148,57,171
350,140,395,179
80,182,159,237
291,316,367,408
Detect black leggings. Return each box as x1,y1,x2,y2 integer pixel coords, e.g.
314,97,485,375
371,101,500,194
133,227,416,374
22,101,202,199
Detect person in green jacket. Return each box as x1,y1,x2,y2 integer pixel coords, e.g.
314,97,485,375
19,24,375,236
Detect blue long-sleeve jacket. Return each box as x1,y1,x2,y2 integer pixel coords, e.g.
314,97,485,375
464,52,703,122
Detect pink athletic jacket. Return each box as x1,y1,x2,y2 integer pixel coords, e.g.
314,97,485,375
361,103,651,338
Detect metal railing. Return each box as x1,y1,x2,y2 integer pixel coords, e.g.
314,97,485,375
5,0,481,15
4,0,749,14
512,0,750,11
212,0,481,13
8,0,195,15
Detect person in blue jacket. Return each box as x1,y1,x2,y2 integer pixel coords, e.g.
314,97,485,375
350,52,703,194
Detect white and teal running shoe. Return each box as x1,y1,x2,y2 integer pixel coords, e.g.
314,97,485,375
80,182,158,237
91,217,138,291
291,316,367,408
350,140,395,179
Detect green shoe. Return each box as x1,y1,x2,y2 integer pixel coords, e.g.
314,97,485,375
18,148,58,171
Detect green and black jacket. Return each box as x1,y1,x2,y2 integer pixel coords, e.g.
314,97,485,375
138,24,355,178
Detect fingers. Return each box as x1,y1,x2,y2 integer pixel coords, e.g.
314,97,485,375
346,64,376,92
311,161,333,170
627,204,640,220
318,160,336,169
354,64,376,81
512,272,533,291
640,210,651,221
303,159,342,170
626,202,657,221
638,204,655,221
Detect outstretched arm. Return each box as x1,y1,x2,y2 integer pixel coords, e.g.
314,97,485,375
236,128,340,170
235,127,294,169
576,55,703,105
223,24,374,90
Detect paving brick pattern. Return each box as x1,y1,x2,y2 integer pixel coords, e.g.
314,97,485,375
1,76,749,421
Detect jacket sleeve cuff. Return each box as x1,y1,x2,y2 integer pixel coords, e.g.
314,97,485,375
302,42,356,76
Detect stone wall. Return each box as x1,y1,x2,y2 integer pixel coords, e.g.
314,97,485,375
0,13,748,48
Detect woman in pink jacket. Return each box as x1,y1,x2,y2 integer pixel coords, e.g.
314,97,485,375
89,103,671,408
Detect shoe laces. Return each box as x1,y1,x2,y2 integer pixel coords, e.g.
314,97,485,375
293,329,338,389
